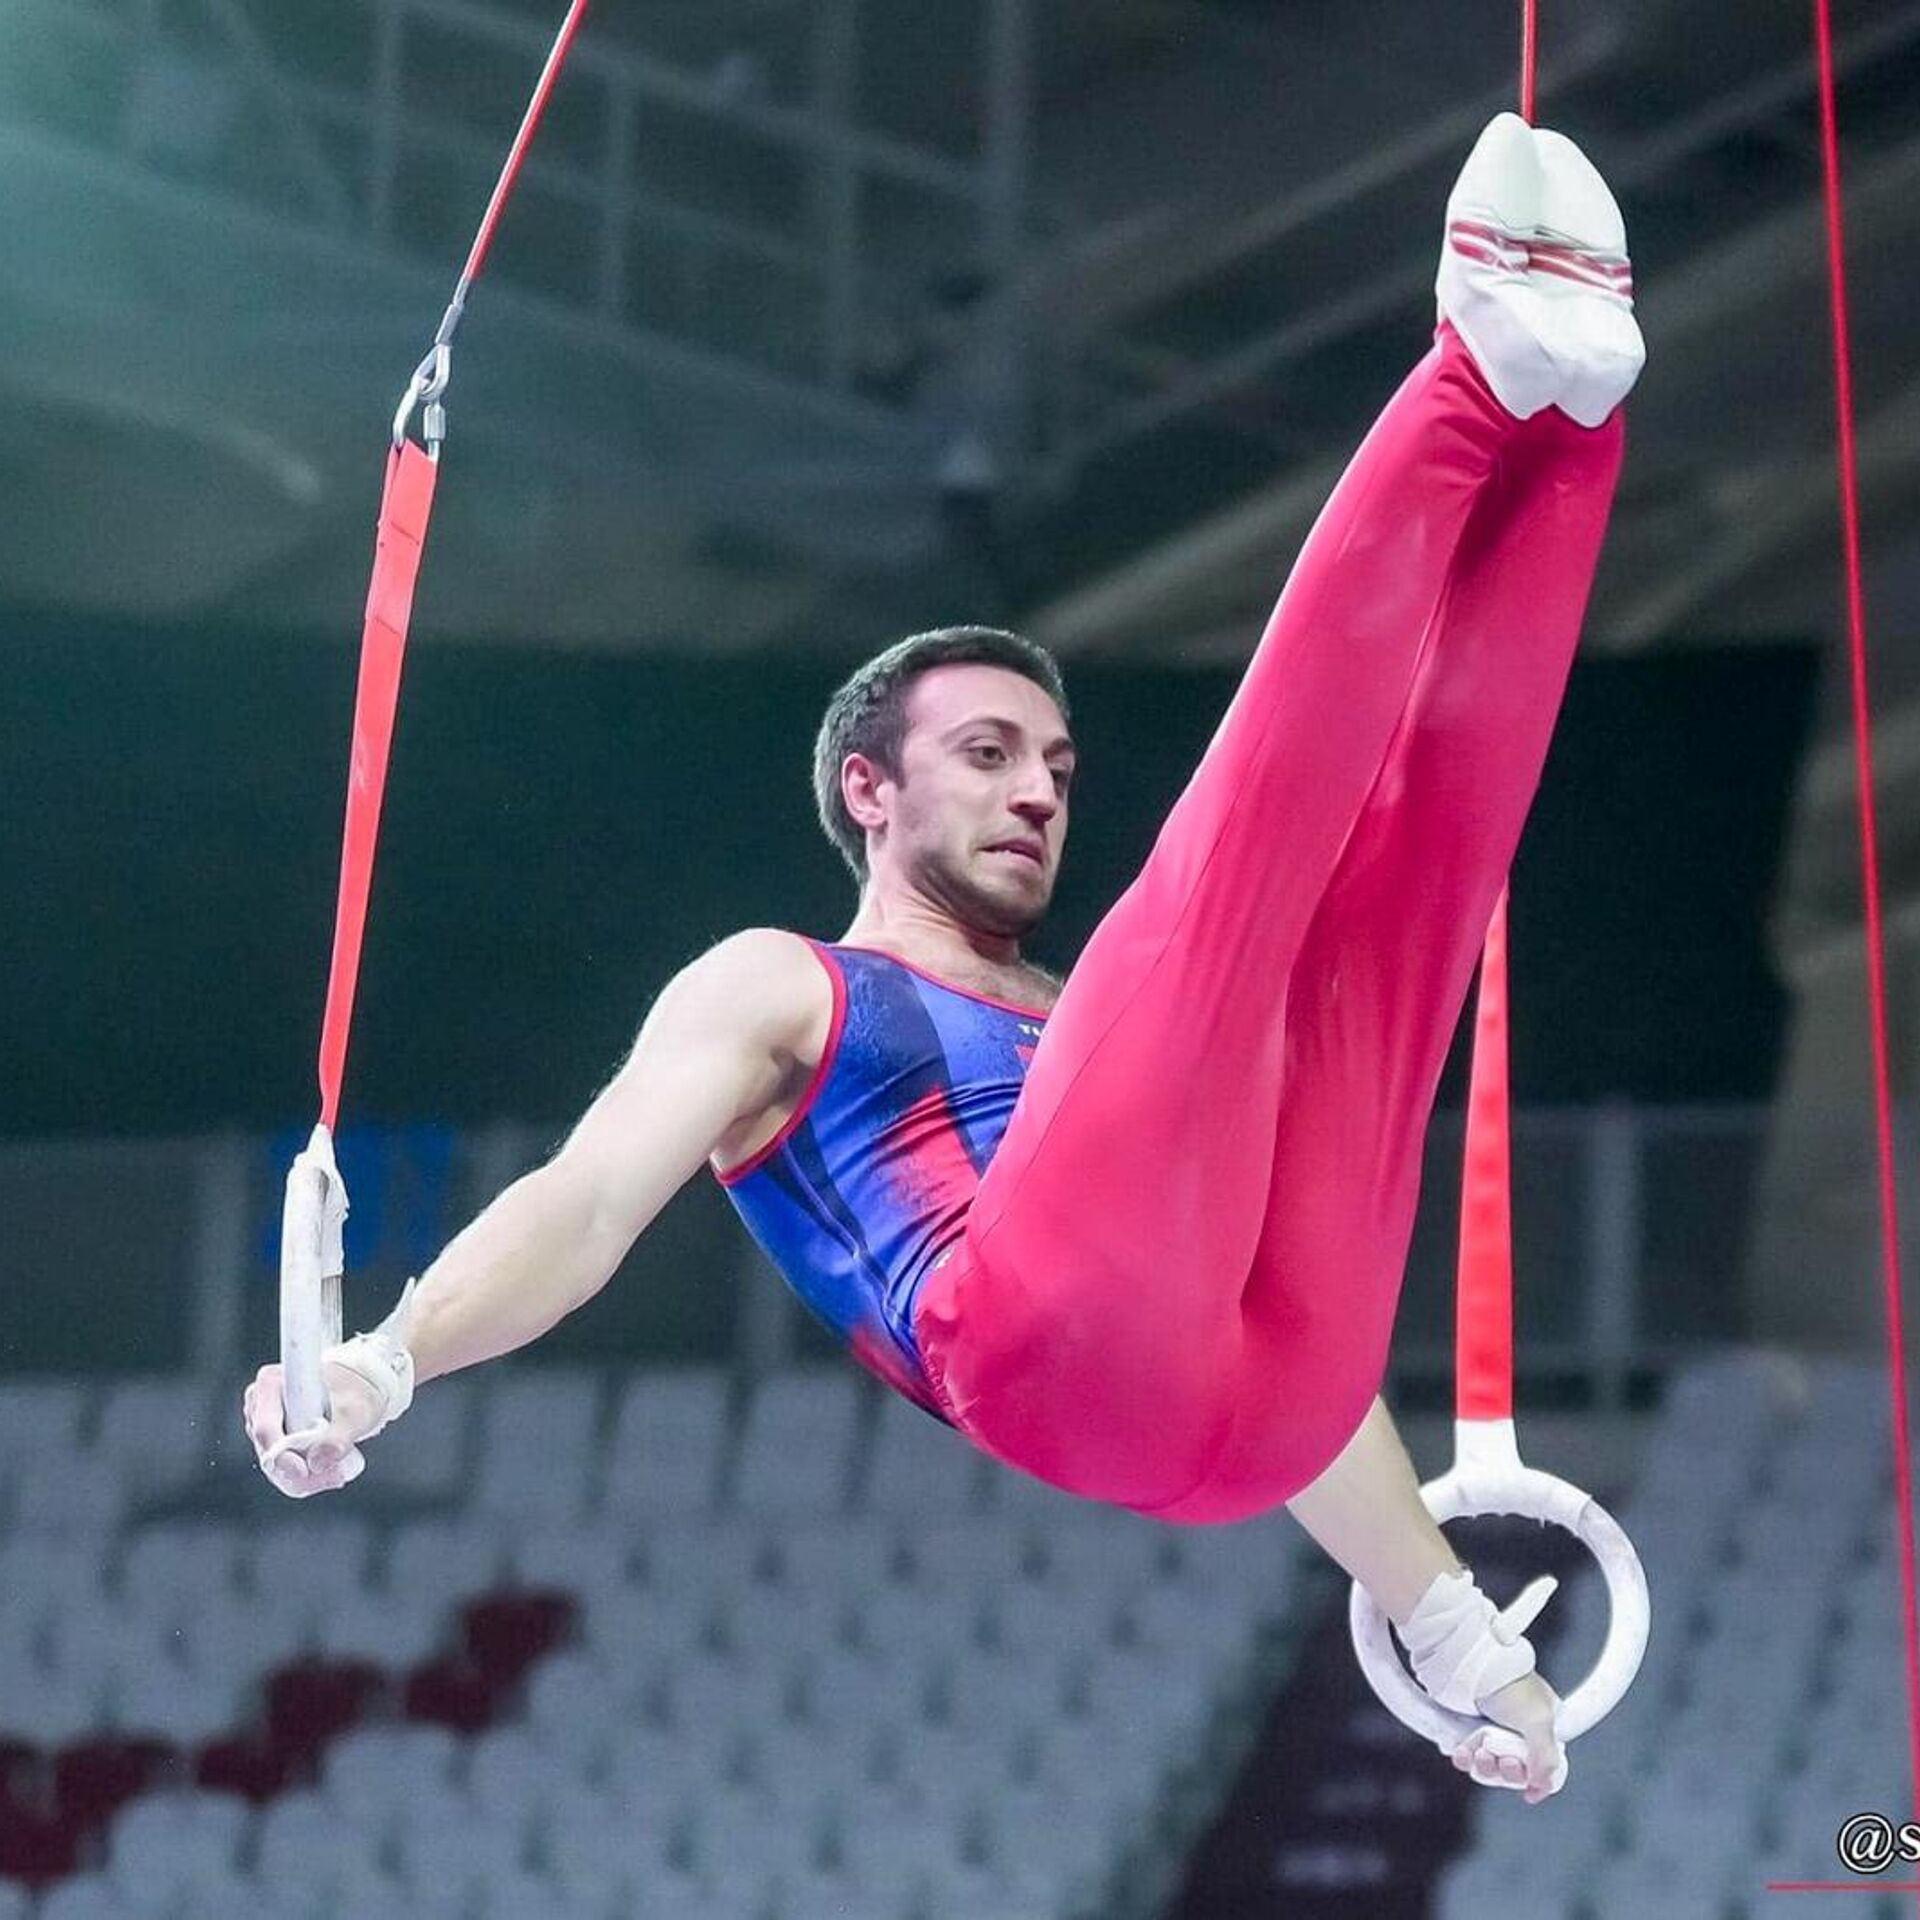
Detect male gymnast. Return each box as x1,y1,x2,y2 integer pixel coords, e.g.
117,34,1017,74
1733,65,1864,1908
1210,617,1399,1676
246,114,1643,1805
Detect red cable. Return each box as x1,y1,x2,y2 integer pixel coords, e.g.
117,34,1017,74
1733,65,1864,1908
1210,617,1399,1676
1812,0,1920,1838
459,0,593,295
1520,0,1538,124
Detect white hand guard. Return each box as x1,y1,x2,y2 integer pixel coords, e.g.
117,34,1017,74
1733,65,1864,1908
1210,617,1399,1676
1396,1567,1557,1717
325,1276,421,1440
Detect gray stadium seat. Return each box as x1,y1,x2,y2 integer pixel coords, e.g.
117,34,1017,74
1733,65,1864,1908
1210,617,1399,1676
393,1809,532,1905
507,1523,636,1596
12,1452,126,1535
473,1370,603,1525
35,1875,131,1920
118,1521,243,1612
385,1517,509,1605
775,1516,903,1594
173,1592,307,1689
906,1517,1034,1593
0,1362,1314,1920
0,1381,84,1461
862,1390,986,1515
467,1725,567,1825
254,1790,365,1888
311,1586,450,1667
106,1790,247,1904
1433,1852,1584,1920
732,1369,864,1516
602,1369,731,1518
636,1515,774,1595
4,1651,113,1747
247,1517,374,1626
111,1646,247,1745
93,1378,209,1500
0,1535,106,1615
322,1724,462,1838
372,1376,476,1499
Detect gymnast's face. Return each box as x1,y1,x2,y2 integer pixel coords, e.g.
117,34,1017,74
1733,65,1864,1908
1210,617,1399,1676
858,663,1075,938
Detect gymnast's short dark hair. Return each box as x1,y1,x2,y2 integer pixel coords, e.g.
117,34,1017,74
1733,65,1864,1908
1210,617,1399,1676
812,625,1071,885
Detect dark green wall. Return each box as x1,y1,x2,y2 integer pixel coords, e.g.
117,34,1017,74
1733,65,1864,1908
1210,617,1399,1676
4,608,1816,1140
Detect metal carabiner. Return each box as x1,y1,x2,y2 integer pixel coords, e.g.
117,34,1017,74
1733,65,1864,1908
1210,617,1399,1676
391,341,453,459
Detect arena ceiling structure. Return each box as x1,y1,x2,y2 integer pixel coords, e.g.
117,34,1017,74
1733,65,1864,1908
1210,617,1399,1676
2,0,1918,669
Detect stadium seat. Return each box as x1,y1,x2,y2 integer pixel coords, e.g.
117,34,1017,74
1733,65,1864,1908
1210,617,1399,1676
905,1517,1034,1593
637,1516,775,1595
1033,1509,1172,1593
111,1649,246,1745
13,1454,126,1536
526,1651,638,1754
321,1722,461,1837
473,1371,603,1525
478,1870,591,1920
0,1357,1329,1920
774,1516,904,1594
105,1788,246,1904
1432,1851,1584,1920
578,1583,716,1679
36,1875,132,1920
602,1369,731,1518
544,1790,680,1890
5,1660,114,1749
93,1380,209,1501
467,1725,569,1825
0,1381,85,1462
385,1518,508,1606
719,1581,848,1665
118,1522,244,1615
0,1536,108,1617
732,1369,864,1516
371,1376,476,1500
393,1807,532,1902
247,1518,374,1628
506,1524,636,1597
156,1875,277,1920
862,1390,986,1515
311,1586,451,1668
253,1789,358,1885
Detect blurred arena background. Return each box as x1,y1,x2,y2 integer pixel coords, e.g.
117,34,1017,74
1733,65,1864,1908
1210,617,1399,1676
2,1,1919,1916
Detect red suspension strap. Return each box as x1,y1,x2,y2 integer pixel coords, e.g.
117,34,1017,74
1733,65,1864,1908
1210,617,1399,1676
281,1,592,1437
1452,3,1541,1433
1350,8,1650,1765
316,0,593,1132
1455,889,1516,1423
1812,0,1920,1835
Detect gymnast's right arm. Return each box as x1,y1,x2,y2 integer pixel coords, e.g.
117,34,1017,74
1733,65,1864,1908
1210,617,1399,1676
243,926,816,1497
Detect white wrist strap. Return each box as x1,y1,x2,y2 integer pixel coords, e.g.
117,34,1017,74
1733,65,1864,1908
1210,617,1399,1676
1397,1567,1555,1716
324,1276,419,1439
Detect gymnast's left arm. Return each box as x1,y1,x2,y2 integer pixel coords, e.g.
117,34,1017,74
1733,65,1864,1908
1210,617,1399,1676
1286,1396,1568,1801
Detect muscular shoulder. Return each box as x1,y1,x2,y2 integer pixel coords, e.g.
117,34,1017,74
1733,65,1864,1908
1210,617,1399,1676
673,927,833,1070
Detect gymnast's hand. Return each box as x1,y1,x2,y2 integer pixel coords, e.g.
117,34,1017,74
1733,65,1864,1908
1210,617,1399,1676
1456,1670,1568,1804
243,1360,385,1498
1398,1567,1569,1802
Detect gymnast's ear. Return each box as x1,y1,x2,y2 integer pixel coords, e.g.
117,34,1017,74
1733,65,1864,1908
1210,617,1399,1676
839,750,895,838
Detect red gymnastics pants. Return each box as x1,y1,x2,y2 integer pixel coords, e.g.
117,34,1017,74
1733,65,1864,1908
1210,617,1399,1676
911,321,1625,1524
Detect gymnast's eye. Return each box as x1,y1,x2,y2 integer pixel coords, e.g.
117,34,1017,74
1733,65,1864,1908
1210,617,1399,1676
969,743,1007,765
